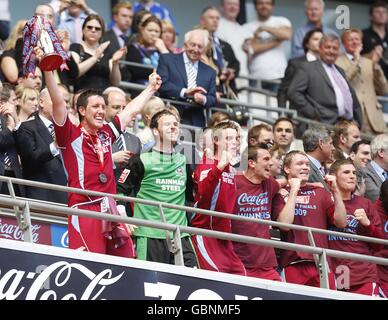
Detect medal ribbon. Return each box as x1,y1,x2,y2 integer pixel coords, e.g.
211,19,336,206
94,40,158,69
80,126,105,172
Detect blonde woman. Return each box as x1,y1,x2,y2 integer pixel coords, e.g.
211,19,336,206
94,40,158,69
0,20,27,83
15,85,39,123
161,20,181,54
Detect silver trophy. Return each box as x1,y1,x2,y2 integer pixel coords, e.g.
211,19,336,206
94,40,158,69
36,16,63,71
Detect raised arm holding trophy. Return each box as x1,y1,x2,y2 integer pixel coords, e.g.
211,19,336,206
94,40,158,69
34,37,162,256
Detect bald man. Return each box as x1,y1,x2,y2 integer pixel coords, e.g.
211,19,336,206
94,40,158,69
157,29,217,127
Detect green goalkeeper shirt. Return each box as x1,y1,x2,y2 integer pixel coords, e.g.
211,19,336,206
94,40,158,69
117,149,189,239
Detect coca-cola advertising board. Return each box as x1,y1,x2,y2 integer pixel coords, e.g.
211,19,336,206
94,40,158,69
0,216,51,244
0,239,370,301
0,215,68,248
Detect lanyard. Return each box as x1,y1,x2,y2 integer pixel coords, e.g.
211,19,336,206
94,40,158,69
80,126,105,172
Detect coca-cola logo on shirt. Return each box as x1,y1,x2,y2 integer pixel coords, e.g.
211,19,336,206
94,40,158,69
237,192,269,206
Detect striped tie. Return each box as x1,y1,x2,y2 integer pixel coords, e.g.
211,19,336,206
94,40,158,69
3,152,11,169
116,135,125,151
186,61,197,89
48,123,55,141
0,119,11,169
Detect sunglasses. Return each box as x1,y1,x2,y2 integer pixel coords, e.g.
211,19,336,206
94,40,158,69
86,25,102,31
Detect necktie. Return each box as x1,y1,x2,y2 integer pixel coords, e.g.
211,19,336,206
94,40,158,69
3,152,11,169
0,119,11,169
383,171,388,180
120,34,129,47
48,123,56,141
186,61,197,89
116,135,125,151
319,166,326,177
328,65,353,119
212,36,224,70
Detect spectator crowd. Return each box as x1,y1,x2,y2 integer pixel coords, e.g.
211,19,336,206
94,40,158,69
0,0,388,298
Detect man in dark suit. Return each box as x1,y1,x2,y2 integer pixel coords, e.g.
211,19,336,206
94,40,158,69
277,27,323,108
16,88,67,204
157,29,217,127
287,34,363,127
302,127,336,190
364,133,388,201
0,84,24,197
200,6,240,95
103,87,141,180
103,2,134,56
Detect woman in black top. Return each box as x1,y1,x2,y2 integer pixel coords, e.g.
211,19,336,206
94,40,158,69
123,16,168,85
70,14,126,92
0,19,26,83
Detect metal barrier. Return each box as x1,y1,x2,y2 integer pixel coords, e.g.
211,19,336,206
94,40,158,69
119,80,297,118
0,175,387,290
119,59,388,114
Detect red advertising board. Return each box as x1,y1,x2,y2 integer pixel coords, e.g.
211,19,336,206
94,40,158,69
0,216,52,245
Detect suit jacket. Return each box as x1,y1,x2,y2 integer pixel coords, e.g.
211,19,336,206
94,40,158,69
103,29,122,56
219,39,240,95
335,54,388,133
16,115,67,204
287,60,363,126
364,162,384,201
157,52,217,127
112,132,141,181
0,116,25,196
277,56,308,108
307,159,329,191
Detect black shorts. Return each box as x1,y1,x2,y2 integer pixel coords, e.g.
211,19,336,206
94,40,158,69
135,236,198,268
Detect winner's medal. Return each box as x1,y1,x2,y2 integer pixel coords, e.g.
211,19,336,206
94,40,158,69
99,173,107,184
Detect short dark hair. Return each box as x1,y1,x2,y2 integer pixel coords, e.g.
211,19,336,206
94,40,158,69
149,109,180,129
248,144,270,161
254,0,275,5
369,0,388,16
273,117,295,132
302,27,323,53
76,89,106,121
329,159,355,175
350,139,371,154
